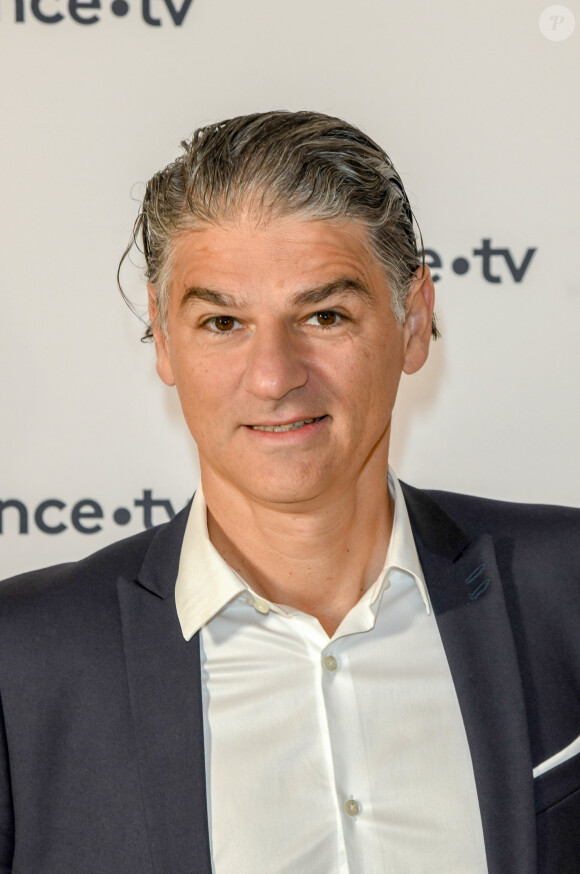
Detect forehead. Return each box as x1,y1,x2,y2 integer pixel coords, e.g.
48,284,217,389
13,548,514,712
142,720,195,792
168,215,387,297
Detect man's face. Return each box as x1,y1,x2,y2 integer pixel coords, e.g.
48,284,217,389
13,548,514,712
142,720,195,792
150,215,432,508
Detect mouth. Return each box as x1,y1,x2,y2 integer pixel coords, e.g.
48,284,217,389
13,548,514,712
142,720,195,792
247,415,327,433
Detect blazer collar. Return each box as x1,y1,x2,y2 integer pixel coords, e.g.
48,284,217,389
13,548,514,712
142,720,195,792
136,501,192,599
402,482,537,874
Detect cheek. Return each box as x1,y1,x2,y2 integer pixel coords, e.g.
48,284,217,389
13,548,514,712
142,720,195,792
170,350,236,433
356,346,404,412
357,339,402,382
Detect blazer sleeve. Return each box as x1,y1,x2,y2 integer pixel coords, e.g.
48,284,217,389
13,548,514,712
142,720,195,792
0,689,14,872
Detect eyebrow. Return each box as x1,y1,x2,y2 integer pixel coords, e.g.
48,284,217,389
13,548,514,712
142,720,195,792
290,278,375,307
180,286,242,309
179,277,374,311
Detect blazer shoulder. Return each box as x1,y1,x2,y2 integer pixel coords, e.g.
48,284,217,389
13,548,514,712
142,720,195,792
0,493,191,633
0,523,178,648
402,482,580,609
0,524,159,597
423,486,580,548
410,486,580,629
0,522,177,671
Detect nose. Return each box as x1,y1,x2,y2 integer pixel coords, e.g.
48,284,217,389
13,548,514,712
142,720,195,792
242,323,309,401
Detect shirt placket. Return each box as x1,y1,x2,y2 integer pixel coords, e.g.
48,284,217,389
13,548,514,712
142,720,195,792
293,614,351,874
296,604,384,874
321,627,385,874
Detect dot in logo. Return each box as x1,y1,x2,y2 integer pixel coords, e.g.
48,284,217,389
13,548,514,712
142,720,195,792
111,0,129,15
452,257,470,275
539,5,575,41
113,507,132,525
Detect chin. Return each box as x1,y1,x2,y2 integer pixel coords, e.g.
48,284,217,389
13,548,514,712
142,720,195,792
238,475,330,508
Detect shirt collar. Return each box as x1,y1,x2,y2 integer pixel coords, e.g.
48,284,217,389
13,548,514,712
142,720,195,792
175,488,246,640
380,469,431,614
175,467,430,641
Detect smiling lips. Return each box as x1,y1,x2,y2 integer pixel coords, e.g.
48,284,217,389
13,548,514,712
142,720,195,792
248,415,327,433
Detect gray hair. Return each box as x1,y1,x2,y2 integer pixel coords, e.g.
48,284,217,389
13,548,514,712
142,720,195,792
119,110,438,340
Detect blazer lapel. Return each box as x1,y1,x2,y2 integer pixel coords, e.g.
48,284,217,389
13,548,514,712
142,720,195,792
117,505,212,874
402,483,537,874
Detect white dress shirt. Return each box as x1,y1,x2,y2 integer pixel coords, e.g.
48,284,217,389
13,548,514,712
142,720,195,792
175,470,489,874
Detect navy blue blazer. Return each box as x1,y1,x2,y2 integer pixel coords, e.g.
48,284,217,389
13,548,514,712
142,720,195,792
0,484,579,874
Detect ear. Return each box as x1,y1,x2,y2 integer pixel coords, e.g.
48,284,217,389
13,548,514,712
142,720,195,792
402,266,436,375
148,284,176,387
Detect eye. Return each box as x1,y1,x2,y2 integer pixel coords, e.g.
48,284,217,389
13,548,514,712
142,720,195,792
204,315,242,333
304,310,344,328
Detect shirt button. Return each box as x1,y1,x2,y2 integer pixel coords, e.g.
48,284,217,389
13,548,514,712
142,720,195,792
252,599,270,615
322,654,338,672
344,798,361,817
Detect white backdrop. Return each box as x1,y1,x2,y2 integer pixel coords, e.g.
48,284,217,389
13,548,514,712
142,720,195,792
1,0,579,578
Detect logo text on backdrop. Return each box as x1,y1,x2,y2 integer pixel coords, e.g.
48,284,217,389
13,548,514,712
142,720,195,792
426,239,537,283
0,491,178,535
9,0,193,26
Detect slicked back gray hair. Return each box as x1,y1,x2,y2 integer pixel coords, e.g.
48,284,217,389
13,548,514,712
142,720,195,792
119,110,438,340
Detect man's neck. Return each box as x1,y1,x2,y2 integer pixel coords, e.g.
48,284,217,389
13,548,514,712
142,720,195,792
202,470,394,637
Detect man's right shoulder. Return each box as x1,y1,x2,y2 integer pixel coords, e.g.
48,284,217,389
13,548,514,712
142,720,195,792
0,521,183,668
0,522,164,605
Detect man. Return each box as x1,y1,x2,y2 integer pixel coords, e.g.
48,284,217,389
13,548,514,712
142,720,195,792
1,111,579,874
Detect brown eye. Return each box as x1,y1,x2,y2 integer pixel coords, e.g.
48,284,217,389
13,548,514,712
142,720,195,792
316,311,338,326
213,316,236,332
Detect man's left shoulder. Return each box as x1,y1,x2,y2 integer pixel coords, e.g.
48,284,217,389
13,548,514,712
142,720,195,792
413,486,580,618
425,486,580,554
